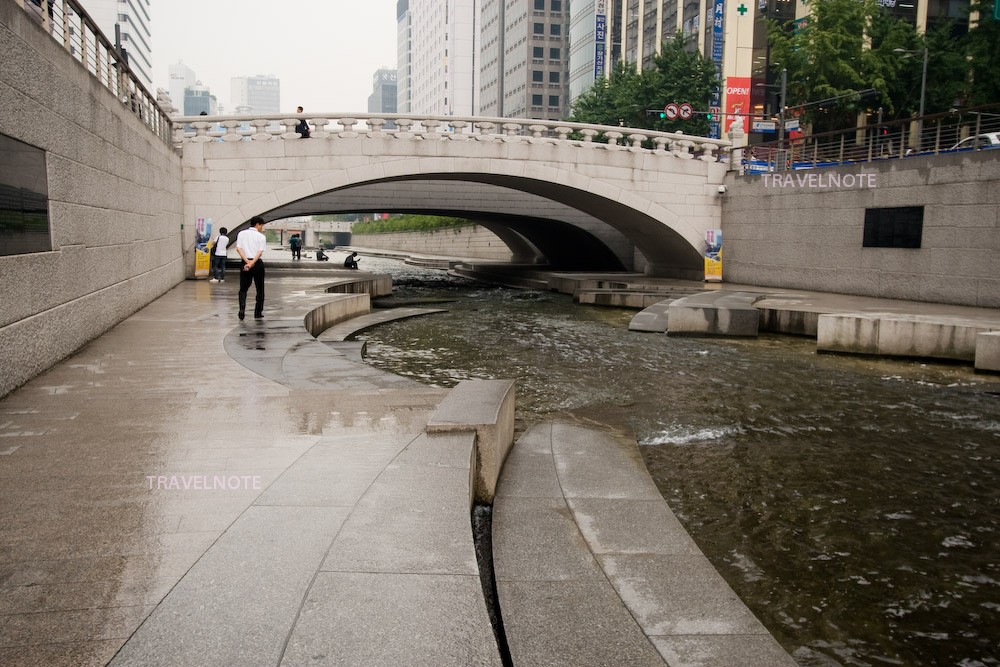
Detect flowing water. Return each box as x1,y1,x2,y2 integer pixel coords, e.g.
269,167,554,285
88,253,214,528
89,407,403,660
355,257,1000,667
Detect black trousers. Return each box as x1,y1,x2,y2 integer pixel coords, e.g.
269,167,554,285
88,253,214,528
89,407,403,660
238,260,265,317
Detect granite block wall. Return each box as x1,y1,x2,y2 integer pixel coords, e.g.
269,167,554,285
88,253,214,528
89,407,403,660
0,3,185,396
722,154,1000,307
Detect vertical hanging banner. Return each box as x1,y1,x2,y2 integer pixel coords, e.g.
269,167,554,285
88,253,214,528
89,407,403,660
725,77,752,133
194,217,212,278
704,229,723,282
594,0,607,78
709,0,725,139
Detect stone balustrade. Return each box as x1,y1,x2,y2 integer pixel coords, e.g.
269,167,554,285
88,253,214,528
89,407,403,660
172,113,732,162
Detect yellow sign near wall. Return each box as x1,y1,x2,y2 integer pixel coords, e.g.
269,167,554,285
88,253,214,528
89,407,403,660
704,230,722,282
194,216,212,278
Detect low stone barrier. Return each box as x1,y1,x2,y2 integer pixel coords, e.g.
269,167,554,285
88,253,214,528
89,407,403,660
975,331,1000,373
426,379,516,506
302,293,370,338
666,291,763,336
817,312,998,362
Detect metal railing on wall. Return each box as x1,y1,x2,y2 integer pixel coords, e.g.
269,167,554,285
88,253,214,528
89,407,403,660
13,0,172,144
744,103,1000,173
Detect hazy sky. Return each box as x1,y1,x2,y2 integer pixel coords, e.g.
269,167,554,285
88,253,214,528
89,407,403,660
152,0,398,114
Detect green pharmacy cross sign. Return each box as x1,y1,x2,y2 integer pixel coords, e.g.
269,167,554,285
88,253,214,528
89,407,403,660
737,3,748,14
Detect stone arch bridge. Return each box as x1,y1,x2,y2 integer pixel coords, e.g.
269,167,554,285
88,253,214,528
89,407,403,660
176,114,732,278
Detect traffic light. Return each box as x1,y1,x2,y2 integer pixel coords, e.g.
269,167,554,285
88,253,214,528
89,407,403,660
706,111,714,120
659,111,666,119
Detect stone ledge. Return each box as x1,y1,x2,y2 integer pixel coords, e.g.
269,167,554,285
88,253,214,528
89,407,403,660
975,331,1000,373
667,291,764,336
817,312,1000,362
427,379,516,505
316,307,447,343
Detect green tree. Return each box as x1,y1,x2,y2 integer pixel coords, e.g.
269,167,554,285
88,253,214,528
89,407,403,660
643,34,719,136
768,0,878,132
568,61,644,128
965,0,1000,106
569,34,718,134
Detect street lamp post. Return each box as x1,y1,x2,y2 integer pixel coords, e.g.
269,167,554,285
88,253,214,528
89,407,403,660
778,67,787,146
894,47,928,150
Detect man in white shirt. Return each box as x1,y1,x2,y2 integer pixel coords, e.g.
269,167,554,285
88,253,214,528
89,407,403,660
235,216,267,320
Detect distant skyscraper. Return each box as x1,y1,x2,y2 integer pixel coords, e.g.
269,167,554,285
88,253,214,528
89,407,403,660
403,0,477,116
183,82,217,116
478,0,569,120
230,75,281,115
81,0,153,90
368,68,398,114
168,61,196,113
396,0,412,113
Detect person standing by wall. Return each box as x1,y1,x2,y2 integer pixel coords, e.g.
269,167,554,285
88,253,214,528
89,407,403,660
235,217,267,320
210,227,229,283
289,233,301,260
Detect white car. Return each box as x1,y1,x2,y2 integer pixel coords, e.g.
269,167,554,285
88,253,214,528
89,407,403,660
949,132,1000,150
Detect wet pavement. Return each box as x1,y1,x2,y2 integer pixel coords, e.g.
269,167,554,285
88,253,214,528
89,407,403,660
0,274,464,665
2,255,997,666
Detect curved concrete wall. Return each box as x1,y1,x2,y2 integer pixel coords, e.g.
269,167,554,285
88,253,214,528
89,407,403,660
0,4,185,397
352,226,514,261
722,154,1000,308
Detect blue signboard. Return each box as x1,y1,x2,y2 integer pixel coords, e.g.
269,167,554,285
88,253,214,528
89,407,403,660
594,1,607,78
709,0,725,138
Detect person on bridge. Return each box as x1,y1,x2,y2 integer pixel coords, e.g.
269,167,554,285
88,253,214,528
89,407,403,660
210,227,228,283
289,234,301,260
344,252,360,270
295,106,310,138
236,217,267,320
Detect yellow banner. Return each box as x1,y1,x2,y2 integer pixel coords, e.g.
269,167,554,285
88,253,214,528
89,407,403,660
195,248,211,277
704,230,722,282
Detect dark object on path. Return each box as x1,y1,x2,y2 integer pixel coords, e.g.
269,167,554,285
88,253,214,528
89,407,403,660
316,248,329,261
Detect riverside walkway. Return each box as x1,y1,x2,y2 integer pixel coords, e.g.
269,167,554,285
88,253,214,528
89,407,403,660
0,267,797,666
4,258,997,665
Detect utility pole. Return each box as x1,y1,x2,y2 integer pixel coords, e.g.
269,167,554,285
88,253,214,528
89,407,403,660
778,67,787,146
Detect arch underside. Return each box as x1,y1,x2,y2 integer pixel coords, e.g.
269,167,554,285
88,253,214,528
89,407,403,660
242,174,704,278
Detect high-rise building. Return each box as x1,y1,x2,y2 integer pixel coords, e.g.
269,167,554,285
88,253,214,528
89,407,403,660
397,0,412,113
576,0,971,137
403,0,478,116
183,82,217,116
80,0,153,90
168,61,195,114
479,0,569,120
230,75,281,115
368,68,398,114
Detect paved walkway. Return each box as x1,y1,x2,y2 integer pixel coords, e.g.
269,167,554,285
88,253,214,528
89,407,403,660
0,275,494,665
2,264,996,666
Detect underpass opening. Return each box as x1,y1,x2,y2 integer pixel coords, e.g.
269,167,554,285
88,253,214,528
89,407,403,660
235,173,704,278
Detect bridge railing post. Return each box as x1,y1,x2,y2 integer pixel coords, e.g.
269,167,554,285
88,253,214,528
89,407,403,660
422,119,443,140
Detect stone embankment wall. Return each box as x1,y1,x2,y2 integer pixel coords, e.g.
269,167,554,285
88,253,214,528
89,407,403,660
351,225,513,261
0,3,185,397
722,153,999,308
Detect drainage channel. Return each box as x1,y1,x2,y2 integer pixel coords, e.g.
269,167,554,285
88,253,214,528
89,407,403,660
471,503,513,667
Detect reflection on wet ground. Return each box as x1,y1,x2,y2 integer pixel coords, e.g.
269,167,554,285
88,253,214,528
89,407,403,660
359,257,1000,667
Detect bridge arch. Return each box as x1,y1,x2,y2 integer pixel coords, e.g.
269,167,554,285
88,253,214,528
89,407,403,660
181,123,728,278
